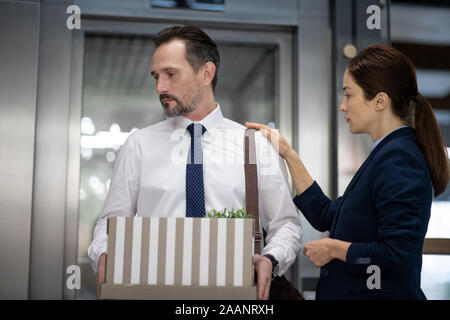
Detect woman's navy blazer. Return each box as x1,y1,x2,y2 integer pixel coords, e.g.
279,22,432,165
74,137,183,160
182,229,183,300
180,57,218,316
294,127,432,300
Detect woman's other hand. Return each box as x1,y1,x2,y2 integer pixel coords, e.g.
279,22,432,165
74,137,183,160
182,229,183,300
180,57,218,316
303,238,351,267
303,238,335,267
245,122,293,159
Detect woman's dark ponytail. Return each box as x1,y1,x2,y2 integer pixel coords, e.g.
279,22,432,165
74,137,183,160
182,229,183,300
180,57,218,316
413,93,449,196
348,44,449,197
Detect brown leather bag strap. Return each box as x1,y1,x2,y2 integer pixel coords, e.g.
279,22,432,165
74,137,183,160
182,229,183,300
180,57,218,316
244,129,262,255
244,130,305,300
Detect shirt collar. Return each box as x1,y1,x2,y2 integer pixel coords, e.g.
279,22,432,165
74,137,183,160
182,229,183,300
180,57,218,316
174,103,224,132
370,125,408,152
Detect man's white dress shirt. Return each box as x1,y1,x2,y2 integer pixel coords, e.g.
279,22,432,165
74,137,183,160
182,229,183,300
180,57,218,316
88,104,302,276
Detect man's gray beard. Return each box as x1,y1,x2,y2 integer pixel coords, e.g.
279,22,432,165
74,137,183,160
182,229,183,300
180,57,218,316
163,100,196,117
162,89,203,118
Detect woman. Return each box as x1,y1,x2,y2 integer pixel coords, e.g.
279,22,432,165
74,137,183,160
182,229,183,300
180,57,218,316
246,44,449,300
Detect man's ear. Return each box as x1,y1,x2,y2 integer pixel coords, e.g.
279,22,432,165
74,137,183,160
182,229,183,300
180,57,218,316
201,62,216,87
374,92,389,111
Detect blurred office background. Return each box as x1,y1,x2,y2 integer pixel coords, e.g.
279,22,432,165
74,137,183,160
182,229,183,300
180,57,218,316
0,0,449,299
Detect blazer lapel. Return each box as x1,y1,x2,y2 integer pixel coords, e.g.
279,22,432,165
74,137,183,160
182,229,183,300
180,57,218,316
343,127,414,198
342,156,372,197
329,127,414,236
330,157,373,235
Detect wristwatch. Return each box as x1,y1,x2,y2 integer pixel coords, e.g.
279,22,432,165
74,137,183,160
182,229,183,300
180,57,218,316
263,254,279,279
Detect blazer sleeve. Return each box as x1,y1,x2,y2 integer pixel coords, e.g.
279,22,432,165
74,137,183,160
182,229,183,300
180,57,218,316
345,146,431,275
293,181,343,232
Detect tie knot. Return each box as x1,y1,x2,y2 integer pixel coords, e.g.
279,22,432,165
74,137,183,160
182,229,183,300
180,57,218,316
186,123,206,137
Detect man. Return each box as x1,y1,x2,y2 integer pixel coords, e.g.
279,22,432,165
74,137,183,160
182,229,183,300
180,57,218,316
88,25,302,300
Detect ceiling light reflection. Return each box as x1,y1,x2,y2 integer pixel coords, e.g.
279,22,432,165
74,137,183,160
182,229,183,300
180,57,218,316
89,176,105,195
106,151,116,162
80,131,131,150
81,117,96,135
109,123,121,133
79,188,87,201
81,148,93,160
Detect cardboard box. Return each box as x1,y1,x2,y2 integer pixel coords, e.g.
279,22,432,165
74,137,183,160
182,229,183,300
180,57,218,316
100,216,257,299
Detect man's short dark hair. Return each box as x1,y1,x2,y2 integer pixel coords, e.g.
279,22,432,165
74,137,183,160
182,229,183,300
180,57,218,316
153,25,220,91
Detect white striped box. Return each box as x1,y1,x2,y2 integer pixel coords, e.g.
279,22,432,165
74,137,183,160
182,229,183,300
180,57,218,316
101,216,256,300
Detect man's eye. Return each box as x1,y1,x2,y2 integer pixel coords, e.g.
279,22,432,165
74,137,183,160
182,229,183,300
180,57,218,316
168,73,174,77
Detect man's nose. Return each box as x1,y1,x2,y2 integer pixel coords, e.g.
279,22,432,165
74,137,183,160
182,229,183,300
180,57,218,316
338,100,346,112
156,79,168,95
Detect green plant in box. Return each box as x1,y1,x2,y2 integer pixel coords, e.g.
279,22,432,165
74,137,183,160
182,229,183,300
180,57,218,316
207,207,252,219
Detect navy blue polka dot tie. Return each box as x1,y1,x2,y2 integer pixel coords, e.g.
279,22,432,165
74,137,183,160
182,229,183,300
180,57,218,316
186,123,207,217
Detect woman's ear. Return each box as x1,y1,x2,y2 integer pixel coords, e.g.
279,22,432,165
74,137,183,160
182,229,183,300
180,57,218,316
201,62,216,87
374,92,389,111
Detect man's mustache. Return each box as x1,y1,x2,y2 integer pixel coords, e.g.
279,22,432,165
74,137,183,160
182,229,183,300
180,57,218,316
159,94,179,104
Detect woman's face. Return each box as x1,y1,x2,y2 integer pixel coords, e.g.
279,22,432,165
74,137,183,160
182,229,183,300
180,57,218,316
339,69,377,135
